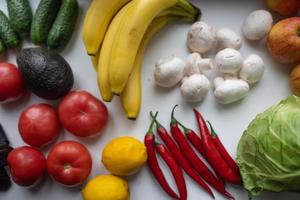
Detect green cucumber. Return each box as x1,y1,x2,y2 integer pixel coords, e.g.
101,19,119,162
47,0,79,49
7,0,32,34
30,0,61,45
0,39,6,54
0,10,21,49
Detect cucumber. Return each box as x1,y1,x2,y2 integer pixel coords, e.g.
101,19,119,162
47,0,79,49
0,39,6,55
0,10,21,49
30,0,61,45
7,0,32,34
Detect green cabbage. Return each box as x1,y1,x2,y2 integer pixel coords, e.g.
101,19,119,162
237,96,300,197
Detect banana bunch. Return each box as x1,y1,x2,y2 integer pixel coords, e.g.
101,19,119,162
82,0,200,119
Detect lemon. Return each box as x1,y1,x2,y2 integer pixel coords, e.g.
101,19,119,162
102,136,147,176
82,175,130,200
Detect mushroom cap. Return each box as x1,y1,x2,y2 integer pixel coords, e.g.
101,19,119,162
180,74,210,102
154,57,185,88
239,54,264,84
216,28,242,50
215,48,243,75
242,10,273,40
187,21,217,53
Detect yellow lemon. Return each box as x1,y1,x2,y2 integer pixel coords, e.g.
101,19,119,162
102,136,147,176
82,175,130,200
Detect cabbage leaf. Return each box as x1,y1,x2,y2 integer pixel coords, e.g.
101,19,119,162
237,96,300,197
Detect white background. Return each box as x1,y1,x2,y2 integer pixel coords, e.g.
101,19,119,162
0,0,299,199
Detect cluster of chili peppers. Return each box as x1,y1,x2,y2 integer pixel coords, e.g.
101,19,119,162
144,105,241,200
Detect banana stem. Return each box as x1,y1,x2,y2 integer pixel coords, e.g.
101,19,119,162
159,5,199,22
176,0,201,18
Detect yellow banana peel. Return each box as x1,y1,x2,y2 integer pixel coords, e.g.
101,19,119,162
120,16,185,119
108,0,180,94
82,0,131,56
97,3,133,102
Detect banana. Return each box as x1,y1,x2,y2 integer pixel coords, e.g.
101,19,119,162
108,0,198,94
120,16,175,119
82,0,131,56
120,11,200,119
90,53,99,71
97,2,133,102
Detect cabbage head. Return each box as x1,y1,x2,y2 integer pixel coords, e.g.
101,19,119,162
237,96,300,197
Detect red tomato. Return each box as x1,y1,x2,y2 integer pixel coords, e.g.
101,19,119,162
47,141,92,186
0,63,25,102
18,103,61,147
58,91,108,137
7,146,46,187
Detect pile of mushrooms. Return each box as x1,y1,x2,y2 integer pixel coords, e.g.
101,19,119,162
154,52,213,103
154,19,265,104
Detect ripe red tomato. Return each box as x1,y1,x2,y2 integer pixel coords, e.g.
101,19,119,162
7,146,46,187
18,103,61,147
47,141,92,186
58,91,108,137
0,63,25,102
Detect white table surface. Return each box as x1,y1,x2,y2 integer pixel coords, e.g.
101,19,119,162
0,0,299,199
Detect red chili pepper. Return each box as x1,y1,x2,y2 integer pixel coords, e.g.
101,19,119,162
185,129,204,156
171,106,234,200
150,112,215,199
207,121,240,176
144,112,179,200
193,109,241,185
156,143,187,200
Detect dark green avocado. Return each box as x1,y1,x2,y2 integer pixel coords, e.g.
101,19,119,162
16,48,74,100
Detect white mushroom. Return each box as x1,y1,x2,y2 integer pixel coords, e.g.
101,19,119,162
216,28,242,50
214,77,250,104
198,58,213,72
184,53,213,76
181,74,210,103
154,57,185,88
215,48,243,75
184,53,201,76
187,21,217,53
242,10,273,40
239,54,264,84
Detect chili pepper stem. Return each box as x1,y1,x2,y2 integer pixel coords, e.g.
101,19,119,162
170,105,190,134
150,111,164,128
176,120,190,134
147,112,158,134
170,105,179,125
207,121,218,137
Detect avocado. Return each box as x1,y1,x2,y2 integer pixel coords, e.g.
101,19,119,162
16,48,74,100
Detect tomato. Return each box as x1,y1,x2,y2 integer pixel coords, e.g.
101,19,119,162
0,63,25,102
7,146,46,187
47,141,92,186
18,103,61,147
58,91,108,137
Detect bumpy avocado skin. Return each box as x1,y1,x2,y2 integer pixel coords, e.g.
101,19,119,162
17,48,74,99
